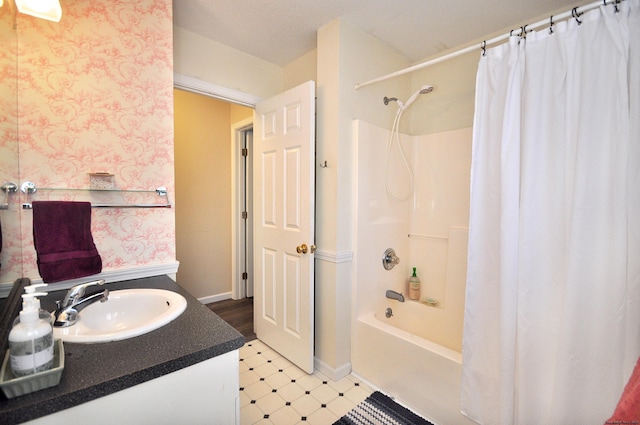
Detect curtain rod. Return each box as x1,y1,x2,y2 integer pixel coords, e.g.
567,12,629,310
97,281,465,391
354,0,611,90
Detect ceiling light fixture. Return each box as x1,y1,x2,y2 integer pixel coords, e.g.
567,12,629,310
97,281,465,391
15,0,62,22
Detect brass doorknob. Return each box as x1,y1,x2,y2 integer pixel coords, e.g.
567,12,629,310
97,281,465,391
297,244,308,254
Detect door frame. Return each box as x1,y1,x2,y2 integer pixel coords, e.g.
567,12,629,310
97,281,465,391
174,73,262,107
231,118,254,299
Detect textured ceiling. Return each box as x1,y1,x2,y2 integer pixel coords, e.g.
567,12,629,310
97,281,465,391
173,0,595,67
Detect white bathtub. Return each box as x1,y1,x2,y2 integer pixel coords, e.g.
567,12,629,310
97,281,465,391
376,295,464,353
352,311,475,425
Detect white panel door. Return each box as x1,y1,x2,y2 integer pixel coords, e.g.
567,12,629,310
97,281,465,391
254,81,315,373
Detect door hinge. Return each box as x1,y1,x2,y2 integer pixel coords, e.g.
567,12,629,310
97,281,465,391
241,148,248,157
242,211,248,219
242,272,248,280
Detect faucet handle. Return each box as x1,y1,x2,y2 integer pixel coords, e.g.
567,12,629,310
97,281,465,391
382,248,400,270
63,279,106,306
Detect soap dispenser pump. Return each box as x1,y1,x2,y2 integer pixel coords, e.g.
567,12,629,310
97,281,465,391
13,283,52,326
8,289,55,377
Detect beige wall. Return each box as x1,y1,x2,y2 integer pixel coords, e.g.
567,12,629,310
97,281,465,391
408,51,478,135
315,19,413,372
174,26,318,99
283,49,317,90
174,89,252,298
173,27,284,99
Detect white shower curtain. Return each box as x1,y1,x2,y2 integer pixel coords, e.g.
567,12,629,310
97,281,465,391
461,1,640,424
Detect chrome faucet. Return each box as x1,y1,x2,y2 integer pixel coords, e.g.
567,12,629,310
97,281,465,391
385,289,405,302
53,279,109,327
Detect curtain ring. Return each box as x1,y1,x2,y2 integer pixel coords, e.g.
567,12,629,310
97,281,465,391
549,15,554,34
604,0,620,13
518,25,527,44
481,40,486,57
572,7,583,25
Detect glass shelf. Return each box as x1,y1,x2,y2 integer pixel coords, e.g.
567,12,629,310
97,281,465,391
20,184,171,209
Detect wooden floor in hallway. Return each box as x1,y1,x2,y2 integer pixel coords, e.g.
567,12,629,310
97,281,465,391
207,297,256,342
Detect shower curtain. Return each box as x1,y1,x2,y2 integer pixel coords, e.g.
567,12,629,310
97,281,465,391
461,2,640,424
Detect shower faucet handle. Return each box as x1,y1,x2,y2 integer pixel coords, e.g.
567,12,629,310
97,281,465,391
383,248,400,270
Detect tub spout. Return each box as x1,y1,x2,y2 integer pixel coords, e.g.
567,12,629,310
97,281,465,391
386,289,405,302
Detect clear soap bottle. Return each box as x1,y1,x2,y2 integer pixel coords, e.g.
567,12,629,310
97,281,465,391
409,267,421,300
8,289,55,377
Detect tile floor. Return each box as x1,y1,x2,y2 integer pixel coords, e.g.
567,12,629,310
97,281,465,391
239,340,373,425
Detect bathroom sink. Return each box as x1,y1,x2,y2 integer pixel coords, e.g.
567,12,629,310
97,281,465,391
53,288,187,343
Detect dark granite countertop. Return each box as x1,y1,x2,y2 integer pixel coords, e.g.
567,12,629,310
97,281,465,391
0,275,245,424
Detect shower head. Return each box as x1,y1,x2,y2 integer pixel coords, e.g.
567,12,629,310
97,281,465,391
419,85,435,94
401,85,434,111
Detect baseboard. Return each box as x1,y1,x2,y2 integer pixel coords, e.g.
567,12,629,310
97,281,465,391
197,292,233,305
349,371,382,394
314,357,352,381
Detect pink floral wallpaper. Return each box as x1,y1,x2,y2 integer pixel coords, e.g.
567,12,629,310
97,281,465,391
16,0,175,281
0,2,21,284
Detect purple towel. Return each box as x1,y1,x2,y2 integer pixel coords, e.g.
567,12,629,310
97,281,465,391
32,201,102,283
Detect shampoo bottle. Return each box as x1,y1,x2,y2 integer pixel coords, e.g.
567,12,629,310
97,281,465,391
409,267,421,300
9,290,54,377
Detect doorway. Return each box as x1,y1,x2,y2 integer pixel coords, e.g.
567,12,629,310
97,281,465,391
175,77,317,373
173,87,254,303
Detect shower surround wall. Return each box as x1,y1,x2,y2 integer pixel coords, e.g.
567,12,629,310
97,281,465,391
352,119,472,423
16,0,175,281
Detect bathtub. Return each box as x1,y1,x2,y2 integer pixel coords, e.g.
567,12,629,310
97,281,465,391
352,311,475,425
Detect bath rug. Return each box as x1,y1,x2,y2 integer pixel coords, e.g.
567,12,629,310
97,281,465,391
334,391,435,425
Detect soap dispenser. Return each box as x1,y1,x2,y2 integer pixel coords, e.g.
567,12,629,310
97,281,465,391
8,289,54,377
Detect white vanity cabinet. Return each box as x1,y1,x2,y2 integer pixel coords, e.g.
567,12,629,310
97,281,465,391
25,349,239,425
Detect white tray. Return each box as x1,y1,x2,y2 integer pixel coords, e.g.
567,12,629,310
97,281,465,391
0,339,64,399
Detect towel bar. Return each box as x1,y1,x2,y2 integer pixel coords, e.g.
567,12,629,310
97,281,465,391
20,183,171,209
22,203,172,210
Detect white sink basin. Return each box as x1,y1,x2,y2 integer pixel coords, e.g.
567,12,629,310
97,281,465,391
53,288,187,343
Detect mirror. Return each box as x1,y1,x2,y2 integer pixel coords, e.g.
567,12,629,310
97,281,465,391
0,2,22,286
